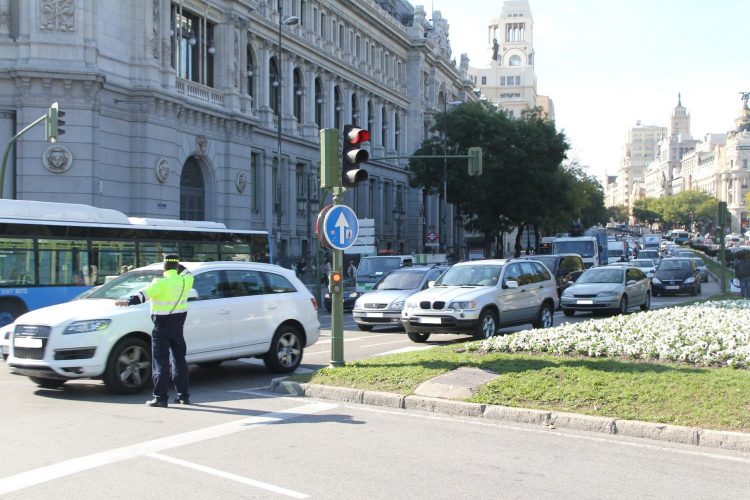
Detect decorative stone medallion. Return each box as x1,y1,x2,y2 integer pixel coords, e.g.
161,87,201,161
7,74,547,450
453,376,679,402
40,0,75,32
236,171,247,193
155,157,170,183
42,145,73,173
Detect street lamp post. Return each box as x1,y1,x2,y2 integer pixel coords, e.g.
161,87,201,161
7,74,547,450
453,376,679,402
441,99,463,255
275,7,299,265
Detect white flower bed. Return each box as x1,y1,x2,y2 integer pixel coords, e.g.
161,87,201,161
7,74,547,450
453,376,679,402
472,300,750,368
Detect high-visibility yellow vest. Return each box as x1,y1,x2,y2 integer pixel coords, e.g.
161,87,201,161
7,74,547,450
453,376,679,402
142,269,194,315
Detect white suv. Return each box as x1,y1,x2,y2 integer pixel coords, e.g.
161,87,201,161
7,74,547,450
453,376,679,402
8,262,320,393
402,259,558,343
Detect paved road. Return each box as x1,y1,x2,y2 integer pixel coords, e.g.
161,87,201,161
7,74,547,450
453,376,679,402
3,278,742,498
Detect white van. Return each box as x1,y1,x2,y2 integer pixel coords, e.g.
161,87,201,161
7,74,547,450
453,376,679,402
607,240,627,264
355,255,413,295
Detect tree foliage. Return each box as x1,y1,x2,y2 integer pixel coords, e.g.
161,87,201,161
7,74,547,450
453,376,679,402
407,103,606,252
632,190,724,230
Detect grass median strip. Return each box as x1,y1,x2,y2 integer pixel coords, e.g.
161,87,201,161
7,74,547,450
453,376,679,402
293,299,750,432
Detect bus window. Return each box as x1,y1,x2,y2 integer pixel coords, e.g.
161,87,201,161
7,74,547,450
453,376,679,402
137,241,179,266
179,241,219,262
220,242,252,261
0,238,35,285
38,239,90,285
91,240,136,283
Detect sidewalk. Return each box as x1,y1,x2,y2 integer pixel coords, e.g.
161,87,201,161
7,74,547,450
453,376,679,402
272,367,750,454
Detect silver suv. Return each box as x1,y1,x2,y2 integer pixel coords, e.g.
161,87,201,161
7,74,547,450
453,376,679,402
352,265,449,331
402,259,558,343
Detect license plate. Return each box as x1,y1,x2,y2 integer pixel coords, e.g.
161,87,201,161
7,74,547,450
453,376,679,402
366,312,383,318
666,285,679,290
14,337,42,348
576,300,593,305
419,317,441,324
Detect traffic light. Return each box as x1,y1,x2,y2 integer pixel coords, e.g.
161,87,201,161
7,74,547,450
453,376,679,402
328,271,343,294
468,147,483,176
342,124,369,188
45,102,65,143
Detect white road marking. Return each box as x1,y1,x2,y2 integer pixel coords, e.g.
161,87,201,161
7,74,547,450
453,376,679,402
149,453,309,498
0,402,338,496
371,346,435,356
347,405,750,465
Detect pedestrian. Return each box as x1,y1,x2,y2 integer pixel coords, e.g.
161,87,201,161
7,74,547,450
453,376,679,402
321,259,332,285
115,254,194,407
347,260,356,280
734,250,750,298
297,259,307,280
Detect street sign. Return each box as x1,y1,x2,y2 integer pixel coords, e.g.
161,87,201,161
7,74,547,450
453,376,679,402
346,245,376,255
347,218,375,255
323,205,359,250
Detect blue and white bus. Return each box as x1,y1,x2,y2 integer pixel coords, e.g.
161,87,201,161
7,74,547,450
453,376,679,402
0,200,270,326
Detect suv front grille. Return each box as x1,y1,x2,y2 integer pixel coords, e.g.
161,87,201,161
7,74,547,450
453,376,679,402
14,344,47,360
13,325,51,360
14,325,51,338
419,301,445,310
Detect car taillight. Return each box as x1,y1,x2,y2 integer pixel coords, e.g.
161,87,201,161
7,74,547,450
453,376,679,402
311,297,318,310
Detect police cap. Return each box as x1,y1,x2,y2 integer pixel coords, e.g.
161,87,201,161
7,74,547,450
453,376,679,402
163,254,180,263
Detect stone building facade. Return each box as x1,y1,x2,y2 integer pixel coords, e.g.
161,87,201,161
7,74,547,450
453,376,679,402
0,0,475,264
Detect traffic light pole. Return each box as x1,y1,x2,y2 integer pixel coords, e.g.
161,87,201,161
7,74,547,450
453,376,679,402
330,186,345,367
0,113,49,199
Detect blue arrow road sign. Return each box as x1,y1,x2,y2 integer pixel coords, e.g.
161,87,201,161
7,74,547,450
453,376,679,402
323,205,359,250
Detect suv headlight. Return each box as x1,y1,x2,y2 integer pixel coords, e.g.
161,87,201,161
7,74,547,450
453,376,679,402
390,300,405,311
404,299,419,311
63,319,112,335
449,301,476,311
652,277,661,284
684,277,695,284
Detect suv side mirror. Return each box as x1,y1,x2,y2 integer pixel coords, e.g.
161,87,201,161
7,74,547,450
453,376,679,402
187,289,199,301
503,280,519,289
426,280,436,289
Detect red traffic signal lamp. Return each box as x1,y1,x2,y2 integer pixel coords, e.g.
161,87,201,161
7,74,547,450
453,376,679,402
342,124,369,188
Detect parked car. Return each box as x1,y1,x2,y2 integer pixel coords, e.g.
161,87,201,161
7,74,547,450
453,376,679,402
628,258,657,279
401,259,558,343
651,257,702,296
352,265,449,331
519,253,585,299
560,265,651,317
7,262,320,393
690,257,709,282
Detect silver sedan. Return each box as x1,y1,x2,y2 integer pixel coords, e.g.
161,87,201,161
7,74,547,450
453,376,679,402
560,265,651,317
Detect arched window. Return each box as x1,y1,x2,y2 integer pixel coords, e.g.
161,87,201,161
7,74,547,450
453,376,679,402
394,113,401,152
334,86,342,129
269,57,280,115
293,69,303,123
246,46,256,104
351,93,360,125
180,156,205,221
315,78,323,127
509,55,522,66
381,107,387,150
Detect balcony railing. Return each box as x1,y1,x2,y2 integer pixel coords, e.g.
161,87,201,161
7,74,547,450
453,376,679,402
176,78,224,107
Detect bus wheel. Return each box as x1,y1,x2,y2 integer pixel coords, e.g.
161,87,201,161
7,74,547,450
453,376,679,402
0,301,26,328
104,337,152,394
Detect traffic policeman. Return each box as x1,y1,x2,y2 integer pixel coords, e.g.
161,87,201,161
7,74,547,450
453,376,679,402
116,254,194,407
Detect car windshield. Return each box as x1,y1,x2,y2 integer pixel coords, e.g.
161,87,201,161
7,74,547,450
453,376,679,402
527,256,557,271
374,270,425,290
436,265,502,286
631,260,654,267
576,268,624,284
659,260,691,271
81,270,163,300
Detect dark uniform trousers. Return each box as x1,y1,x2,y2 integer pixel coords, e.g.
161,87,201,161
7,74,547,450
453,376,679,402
151,312,189,402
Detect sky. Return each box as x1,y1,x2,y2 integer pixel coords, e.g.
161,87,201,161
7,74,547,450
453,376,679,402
432,0,750,185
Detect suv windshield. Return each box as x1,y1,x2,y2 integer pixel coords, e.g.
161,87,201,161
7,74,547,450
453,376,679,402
374,270,426,290
81,270,163,300
576,268,624,284
436,265,502,287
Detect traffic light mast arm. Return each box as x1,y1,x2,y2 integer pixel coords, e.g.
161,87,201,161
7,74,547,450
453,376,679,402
0,112,49,199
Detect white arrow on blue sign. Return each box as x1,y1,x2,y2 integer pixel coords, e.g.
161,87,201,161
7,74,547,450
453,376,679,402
323,205,359,250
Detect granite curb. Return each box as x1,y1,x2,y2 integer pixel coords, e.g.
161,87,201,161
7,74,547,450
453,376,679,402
271,380,750,453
